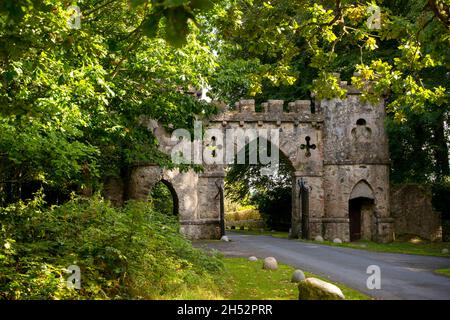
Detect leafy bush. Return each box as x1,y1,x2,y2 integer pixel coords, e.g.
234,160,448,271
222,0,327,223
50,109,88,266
0,194,223,299
225,141,294,231
229,209,261,222
149,181,176,216
252,186,292,231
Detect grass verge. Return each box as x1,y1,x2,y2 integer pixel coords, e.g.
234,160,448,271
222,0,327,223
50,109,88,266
220,257,370,300
435,268,450,277
226,228,289,239
299,239,450,258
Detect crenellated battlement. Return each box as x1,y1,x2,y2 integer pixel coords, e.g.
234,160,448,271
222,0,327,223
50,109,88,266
234,99,314,114
216,74,364,124
212,99,323,125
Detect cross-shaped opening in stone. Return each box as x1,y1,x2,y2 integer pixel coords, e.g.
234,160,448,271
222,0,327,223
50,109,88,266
210,136,223,158
300,136,316,157
211,136,217,158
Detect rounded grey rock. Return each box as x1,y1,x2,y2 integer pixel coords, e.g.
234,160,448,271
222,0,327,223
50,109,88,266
314,235,324,242
442,248,449,254
291,269,306,283
221,235,230,242
248,256,258,262
263,257,278,270
333,238,343,244
298,278,345,300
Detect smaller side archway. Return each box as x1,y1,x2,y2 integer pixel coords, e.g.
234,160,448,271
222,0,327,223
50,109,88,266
349,180,375,241
149,179,180,216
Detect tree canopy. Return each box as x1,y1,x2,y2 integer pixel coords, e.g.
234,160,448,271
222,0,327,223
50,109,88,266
0,0,218,201
0,0,448,208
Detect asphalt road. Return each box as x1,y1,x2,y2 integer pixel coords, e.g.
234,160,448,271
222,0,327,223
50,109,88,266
195,232,450,300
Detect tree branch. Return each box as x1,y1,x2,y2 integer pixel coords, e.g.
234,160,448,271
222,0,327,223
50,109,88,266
427,0,450,28
327,0,342,26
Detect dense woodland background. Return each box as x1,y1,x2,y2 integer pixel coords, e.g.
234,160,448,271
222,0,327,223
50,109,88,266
0,0,449,299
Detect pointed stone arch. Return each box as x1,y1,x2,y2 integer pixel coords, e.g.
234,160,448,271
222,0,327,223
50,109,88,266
228,136,296,232
349,180,375,201
157,179,180,216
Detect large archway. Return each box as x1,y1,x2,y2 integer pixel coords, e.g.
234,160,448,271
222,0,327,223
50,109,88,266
224,137,295,233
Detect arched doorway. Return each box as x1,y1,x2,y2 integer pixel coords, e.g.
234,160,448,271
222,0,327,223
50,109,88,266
224,137,295,232
349,180,375,241
148,179,179,216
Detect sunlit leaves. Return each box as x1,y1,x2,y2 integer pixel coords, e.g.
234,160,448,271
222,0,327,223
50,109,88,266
364,37,378,50
311,72,346,101
214,0,448,126
0,196,224,299
352,59,446,116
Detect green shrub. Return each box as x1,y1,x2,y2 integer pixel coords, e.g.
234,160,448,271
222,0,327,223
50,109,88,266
252,186,292,231
148,181,175,216
225,209,262,222
0,194,223,299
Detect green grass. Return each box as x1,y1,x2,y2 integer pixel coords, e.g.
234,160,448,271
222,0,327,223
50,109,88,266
300,238,450,257
220,257,370,300
435,268,450,277
226,228,289,239
229,229,450,257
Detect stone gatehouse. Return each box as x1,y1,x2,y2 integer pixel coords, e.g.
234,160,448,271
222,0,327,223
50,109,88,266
124,81,394,243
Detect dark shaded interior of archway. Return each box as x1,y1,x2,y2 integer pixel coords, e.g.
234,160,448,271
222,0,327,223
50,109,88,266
149,180,179,216
225,137,294,231
349,197,374,242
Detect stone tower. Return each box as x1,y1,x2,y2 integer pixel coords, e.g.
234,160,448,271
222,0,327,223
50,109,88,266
321,83,393,242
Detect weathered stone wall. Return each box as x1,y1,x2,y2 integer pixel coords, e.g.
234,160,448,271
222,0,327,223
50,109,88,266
128,165,220,239
291,174,324,239
322,95,389,164
322,165,392,242
208,99,323,175
103,176,124,206
163,169,199,222
209,99,325,240
391,184,442,241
